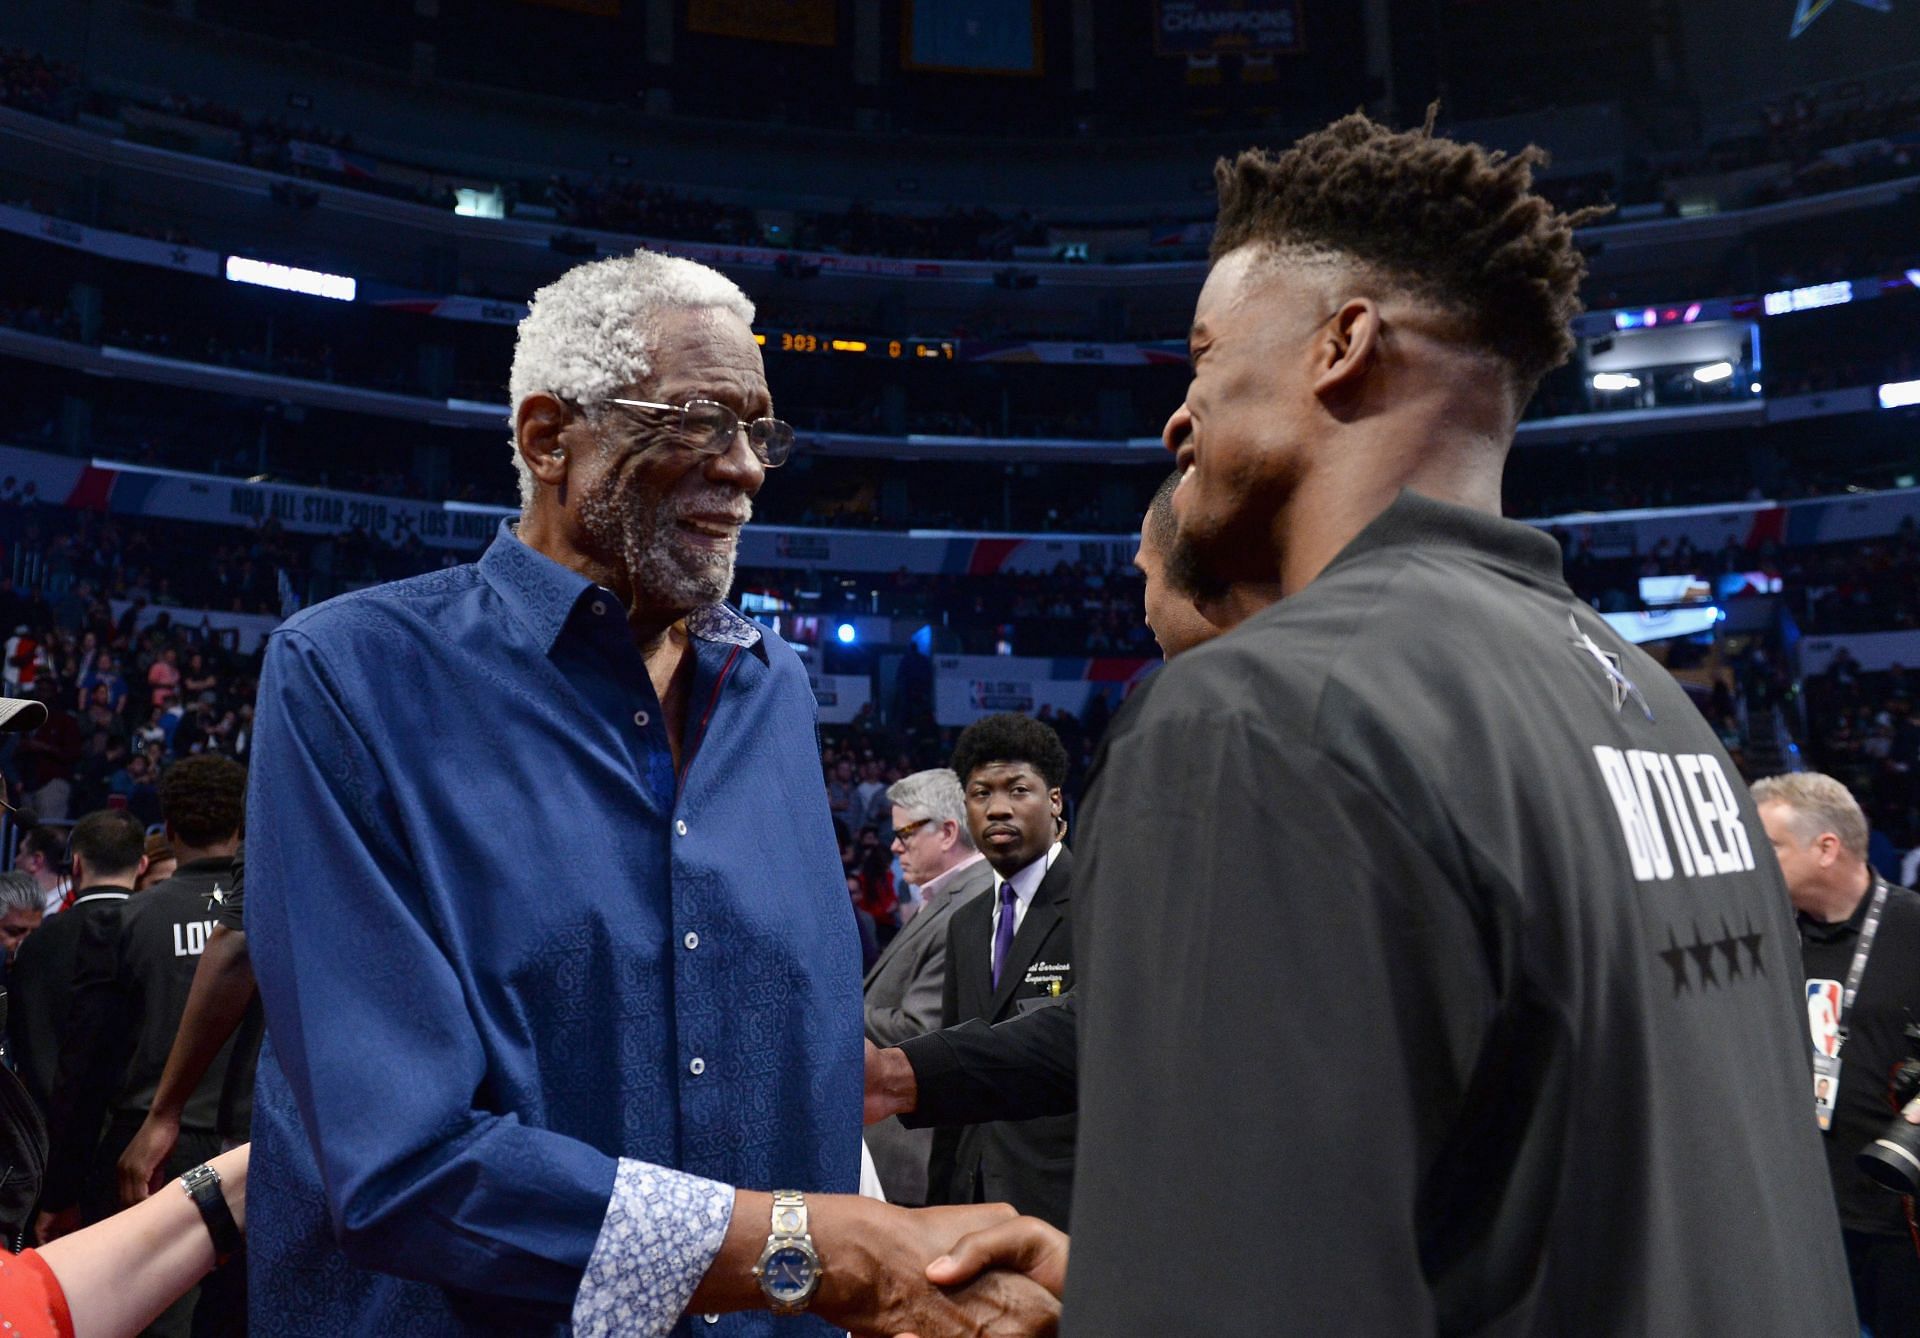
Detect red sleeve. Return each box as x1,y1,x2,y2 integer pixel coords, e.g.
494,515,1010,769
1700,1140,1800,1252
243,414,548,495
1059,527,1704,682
0,1249,75,1338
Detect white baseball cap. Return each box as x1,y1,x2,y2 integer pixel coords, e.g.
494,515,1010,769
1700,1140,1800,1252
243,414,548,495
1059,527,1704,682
0,698,47,733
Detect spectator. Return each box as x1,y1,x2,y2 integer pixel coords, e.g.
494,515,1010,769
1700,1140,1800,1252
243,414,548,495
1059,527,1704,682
41,755,251,1336
14,822,69,915
7,808,148,1111
863,767,991,1206
0,868,44,964
1754,772,1920,1338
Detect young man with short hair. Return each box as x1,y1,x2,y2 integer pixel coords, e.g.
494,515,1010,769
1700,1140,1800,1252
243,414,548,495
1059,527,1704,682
927,714,1076,1231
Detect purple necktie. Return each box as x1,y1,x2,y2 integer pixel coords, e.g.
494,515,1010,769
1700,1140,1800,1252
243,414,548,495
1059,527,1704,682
991,880,1018,988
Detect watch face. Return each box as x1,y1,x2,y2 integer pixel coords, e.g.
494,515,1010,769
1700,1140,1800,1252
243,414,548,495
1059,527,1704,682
762,1245,816,1301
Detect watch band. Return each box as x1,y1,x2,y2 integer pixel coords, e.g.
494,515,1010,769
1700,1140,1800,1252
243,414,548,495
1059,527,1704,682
180,1163,242,1266
754,1189,823,1315
771,1188,809,1239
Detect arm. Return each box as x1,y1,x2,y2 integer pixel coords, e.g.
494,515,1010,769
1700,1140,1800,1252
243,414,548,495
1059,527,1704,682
251,632,1052,1338
41,1144,249,1338
116,925,254,1206
865,926,951,1048
892,997,1079,1127
247,632,700,1319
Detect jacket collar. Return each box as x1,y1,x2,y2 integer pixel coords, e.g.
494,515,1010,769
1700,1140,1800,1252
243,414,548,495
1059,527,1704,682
1324,488,1567,592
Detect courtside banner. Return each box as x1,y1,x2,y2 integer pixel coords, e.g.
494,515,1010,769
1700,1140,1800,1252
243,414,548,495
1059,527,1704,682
1153,0,1304,55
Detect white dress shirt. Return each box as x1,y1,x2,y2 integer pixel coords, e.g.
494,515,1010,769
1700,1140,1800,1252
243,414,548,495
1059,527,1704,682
990,841,1062,948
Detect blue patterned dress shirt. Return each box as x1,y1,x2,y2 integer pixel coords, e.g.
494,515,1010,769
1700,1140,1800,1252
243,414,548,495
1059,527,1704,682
244,521,862,1335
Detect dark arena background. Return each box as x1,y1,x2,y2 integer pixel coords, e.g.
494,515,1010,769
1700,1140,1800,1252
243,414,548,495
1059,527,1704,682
4,1,1920,1335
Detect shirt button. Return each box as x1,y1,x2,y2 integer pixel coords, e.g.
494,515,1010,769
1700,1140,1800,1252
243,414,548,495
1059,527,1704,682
689,1057,706,1076
703,1316,719,1326
591,600,607,617
675,820,688,837
684,931,700,950
634,710,650,727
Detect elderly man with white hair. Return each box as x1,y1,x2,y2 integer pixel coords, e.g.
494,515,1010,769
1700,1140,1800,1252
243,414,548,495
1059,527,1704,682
244,252,1055,1338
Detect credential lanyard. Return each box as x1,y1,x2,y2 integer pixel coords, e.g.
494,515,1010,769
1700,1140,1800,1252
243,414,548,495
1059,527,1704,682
1835,879,1891,1051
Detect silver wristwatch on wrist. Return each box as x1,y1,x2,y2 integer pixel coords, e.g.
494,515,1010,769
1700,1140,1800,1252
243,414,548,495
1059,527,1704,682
752,1189,824,1314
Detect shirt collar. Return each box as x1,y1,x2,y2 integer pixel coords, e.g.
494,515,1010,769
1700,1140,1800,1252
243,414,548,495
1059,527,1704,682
996,842,1062,908
70,884,131,908
1323,488,1567,591
1797,873,1883,944
919,850,986,901
480,520,764,656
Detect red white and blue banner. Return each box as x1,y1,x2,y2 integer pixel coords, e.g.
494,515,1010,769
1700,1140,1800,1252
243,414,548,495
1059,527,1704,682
4,443,1920,576
0,204,222,277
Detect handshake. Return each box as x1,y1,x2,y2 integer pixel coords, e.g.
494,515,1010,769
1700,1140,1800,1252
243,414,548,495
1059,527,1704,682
689,1038,1070,1337
785,1198,1070,1338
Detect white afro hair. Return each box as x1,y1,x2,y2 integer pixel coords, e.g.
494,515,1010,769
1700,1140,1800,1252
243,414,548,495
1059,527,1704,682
507,249,755,508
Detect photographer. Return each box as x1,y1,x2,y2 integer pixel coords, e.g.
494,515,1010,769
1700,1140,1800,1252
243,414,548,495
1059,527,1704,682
1755,772,1920,1336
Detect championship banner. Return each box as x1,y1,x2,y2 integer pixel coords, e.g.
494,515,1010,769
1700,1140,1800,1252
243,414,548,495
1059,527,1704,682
808,673,873,725
1153,0,1304,55
688,0,835,44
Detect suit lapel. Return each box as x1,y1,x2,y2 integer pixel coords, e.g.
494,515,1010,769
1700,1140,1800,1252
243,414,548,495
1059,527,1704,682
988,848,1073,1019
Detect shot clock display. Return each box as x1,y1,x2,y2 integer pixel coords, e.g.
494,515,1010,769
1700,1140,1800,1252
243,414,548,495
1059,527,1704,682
759,329,955,360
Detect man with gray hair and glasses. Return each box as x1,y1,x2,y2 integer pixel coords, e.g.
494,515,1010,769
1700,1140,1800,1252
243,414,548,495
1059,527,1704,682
1754,771,1920,1337
245,250,1054,1338
864,769,992,1205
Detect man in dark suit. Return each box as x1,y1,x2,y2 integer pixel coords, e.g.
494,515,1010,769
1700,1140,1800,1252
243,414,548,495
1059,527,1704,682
862,768,993,1205
926,713,1075,1230
8,808,149,1110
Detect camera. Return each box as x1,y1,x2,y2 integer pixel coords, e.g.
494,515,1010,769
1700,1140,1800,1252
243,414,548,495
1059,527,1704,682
1855,1022,1920,1194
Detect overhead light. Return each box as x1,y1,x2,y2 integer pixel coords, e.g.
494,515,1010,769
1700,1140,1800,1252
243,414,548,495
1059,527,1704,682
1591,373,1641,392
1750,382,1763,393
224,256,356,301
1692,362,1734,384
1879,379,1920,410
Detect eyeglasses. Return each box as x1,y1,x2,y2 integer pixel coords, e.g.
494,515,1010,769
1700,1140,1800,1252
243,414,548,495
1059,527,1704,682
603,398,795,467
892,816,937,845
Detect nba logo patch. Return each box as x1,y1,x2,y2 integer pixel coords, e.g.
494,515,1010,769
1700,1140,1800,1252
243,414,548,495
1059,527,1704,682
1806,979,1843,1057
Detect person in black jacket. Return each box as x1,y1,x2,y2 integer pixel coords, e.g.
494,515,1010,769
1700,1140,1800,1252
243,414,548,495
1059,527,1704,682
925,713,1075,1231
1754,771,1920,1338
41,755,251,1338
866,474,1264,1131
8,808,148,1111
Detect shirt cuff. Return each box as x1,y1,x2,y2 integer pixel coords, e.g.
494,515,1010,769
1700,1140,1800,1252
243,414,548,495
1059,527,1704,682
571,1159,735,1338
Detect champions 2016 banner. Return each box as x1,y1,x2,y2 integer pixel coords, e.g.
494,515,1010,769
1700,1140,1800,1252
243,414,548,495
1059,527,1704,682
1154,0,1304,54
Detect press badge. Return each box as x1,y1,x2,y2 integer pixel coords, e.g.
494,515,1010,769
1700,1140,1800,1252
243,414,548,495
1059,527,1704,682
1812,1052,1841,1131
1807,978,1844,1130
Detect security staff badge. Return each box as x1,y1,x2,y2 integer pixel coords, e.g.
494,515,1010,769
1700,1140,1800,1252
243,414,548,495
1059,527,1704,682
1807,979,1843,1130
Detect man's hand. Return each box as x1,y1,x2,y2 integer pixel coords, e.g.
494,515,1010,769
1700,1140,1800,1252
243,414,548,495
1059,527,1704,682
116,1110,181,1207
34,1206,80,1245
815,1201,1057,1338
865,1039,918,1125
923,1216,1070,1299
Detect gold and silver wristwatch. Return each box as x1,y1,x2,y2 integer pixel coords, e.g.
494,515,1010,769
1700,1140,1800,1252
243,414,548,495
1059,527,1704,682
751,1190,824,1314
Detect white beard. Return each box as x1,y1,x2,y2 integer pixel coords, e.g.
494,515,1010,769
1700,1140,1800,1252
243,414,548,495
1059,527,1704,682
579,461,751,609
